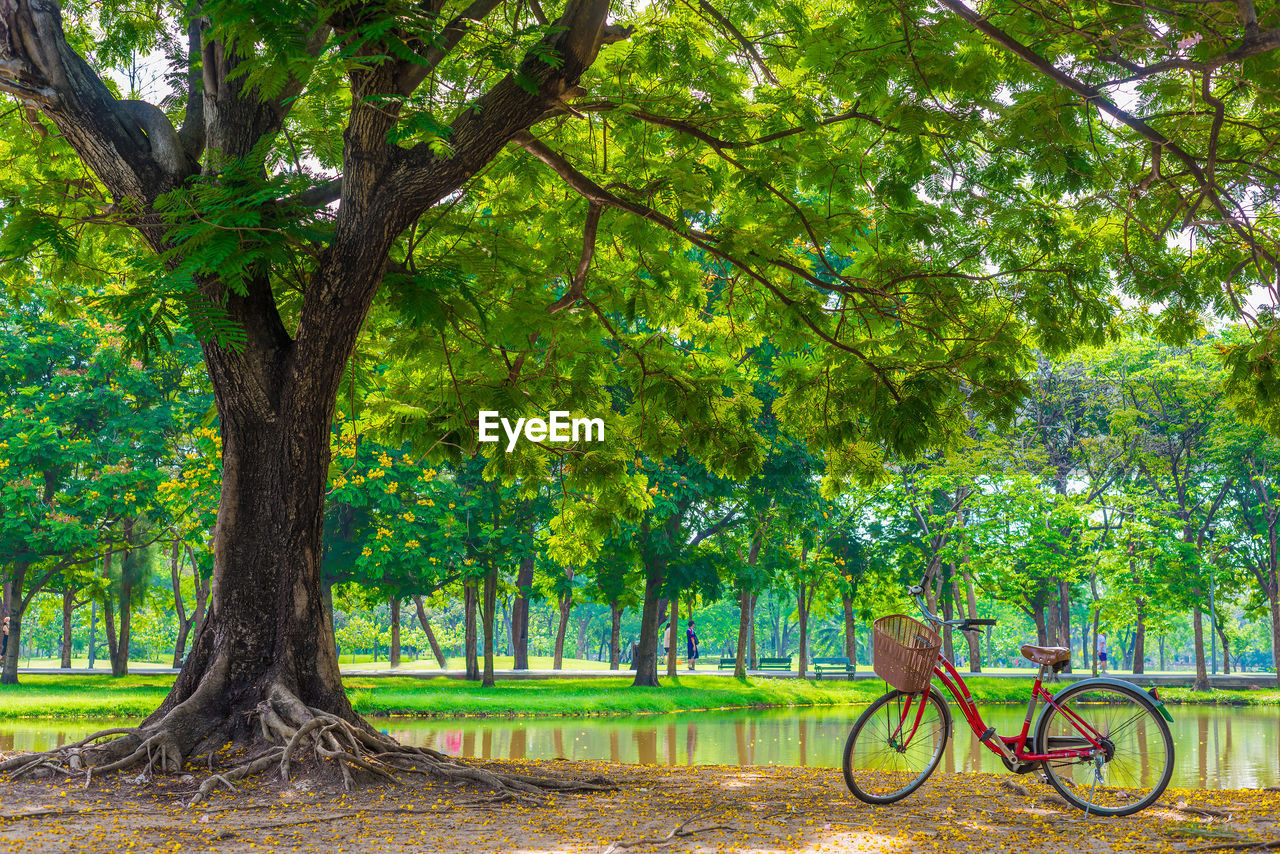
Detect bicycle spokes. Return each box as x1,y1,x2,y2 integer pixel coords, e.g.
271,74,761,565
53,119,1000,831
1038,685,1173,816
844,691,949,803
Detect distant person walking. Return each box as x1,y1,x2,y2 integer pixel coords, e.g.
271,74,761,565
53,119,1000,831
1,615,8,659
661,621,671,663
686,620,699,670
1097,632,1108,673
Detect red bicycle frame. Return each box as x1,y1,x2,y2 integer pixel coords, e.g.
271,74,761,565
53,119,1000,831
894,654,1106,763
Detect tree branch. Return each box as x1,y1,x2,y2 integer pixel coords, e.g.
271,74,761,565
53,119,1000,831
381,0,629,233
1100,25,1279,81
176,14,205,163
933,0,1280,277
396,0,505,96
511,130,904,400
547,201,602,313
286,177,343,209
693,0,778,86
577,101,896,149
0,0,194,210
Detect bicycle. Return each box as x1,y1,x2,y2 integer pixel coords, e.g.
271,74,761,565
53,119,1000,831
842,585,1175,817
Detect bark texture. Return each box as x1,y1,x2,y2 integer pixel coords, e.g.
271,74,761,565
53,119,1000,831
511,553,535,670
482,569,496,686
60,589,74,669
1193,606,1210,691
464,580,479,680
413,596,447,668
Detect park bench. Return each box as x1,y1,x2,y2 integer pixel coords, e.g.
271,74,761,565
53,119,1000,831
718,657,737,669
811,656,855,680
756,656,793,671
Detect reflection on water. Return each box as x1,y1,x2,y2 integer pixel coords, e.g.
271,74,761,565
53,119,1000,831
3,703,1276,790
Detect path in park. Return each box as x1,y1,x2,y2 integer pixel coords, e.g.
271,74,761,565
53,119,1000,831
0,761,1275,853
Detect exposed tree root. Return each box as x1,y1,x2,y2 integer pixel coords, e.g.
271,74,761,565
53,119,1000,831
0,682,616,805
603,808,738,853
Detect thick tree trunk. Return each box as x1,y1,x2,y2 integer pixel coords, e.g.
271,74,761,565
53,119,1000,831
609,601,621,670
1132,600,1146,675
1032,603,1048,647
1044,590,1059,664
482,568,497,687
842,593,856,668
734,589,752,677
389,597,401,669
1192,605,1210,691
632,556,665,688
1,563,29,684
60,588,75,669
146,394,362,749
110,520,146,676
464,580,479,680
632,515,673,688
734,525,765,678
412,596,448,668
575,613,591,660
1215,615,1230,675
511,553,535,670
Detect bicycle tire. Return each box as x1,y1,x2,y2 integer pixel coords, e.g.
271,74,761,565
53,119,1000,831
1033,679,1174,817
842,687,951,804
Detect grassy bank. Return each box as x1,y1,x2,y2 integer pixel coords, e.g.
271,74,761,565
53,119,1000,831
0,674,1276,719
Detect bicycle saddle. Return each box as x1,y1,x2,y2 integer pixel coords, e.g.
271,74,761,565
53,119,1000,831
1020,644,1071,666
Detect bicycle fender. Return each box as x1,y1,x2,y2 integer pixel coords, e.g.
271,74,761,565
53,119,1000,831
1146,687,1175,723
1044,676,1163,704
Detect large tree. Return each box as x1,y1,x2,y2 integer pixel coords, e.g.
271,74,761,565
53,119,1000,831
0,0,632,792
2,0,1267,792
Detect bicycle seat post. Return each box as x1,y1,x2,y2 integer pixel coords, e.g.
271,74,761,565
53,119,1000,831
1023,664,1046,729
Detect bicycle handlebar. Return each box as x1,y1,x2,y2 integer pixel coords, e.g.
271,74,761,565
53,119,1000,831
907,585,997,632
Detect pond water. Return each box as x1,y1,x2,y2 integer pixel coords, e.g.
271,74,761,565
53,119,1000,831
4,703,1276,790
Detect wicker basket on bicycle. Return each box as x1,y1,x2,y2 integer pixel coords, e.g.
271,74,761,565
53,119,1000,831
872,614,942,693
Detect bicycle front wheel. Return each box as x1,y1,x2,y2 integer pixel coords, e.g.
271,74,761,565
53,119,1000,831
1034,681,1174,817
843,687,951,804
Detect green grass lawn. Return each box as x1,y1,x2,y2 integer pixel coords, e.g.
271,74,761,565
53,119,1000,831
0,672,1276,720
13,656,173,670
0,674,174,718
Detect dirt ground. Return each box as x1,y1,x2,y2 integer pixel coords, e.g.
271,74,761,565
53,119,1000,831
0,760,1277,853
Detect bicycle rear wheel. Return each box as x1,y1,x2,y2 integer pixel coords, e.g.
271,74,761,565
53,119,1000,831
842,688,950,804
1034,681,1174,817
